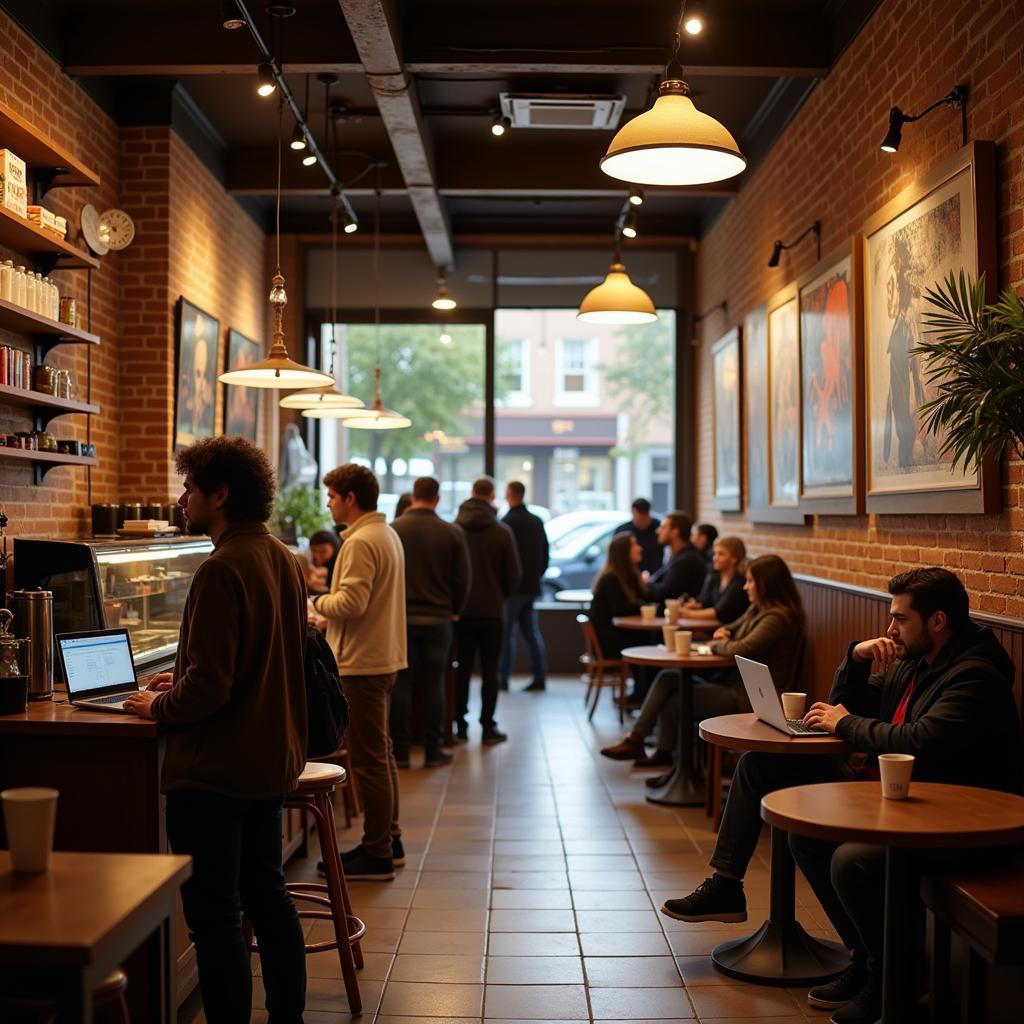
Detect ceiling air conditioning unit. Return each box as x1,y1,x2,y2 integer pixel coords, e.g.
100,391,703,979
499,93,627,130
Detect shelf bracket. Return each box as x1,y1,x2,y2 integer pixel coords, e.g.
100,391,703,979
33,167,72,202
32,460,59,485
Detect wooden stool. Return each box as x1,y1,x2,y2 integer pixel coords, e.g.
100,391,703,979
0,968,129,1023
312,746,361,827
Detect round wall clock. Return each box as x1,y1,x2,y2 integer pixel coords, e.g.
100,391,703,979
98,208,136,251
80,203,109,256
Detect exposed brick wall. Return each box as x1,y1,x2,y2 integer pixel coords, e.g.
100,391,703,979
694,0,1024,616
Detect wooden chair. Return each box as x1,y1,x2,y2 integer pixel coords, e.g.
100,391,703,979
577,614,628,724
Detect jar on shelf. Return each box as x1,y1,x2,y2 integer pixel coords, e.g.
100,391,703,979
0,260,12,302
13,266,26,308
33,364,58,395
56,368,73,399
59,296,76,327
46,278,57,319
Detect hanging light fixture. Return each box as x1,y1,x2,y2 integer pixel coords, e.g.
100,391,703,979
439,328,453,345
577,227,658,325
343,210,358,234
256,61,277,98
621,207,639,239
628,187,645,206
222,99,332,390
431,269,457,311
600,1,745,186
222,0,245,30
290,123,307,150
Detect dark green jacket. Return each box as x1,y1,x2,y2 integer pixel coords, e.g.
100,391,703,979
710,605,803,698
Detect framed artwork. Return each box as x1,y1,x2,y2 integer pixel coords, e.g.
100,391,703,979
798,238,864,515
863,140,999,513
224,328,261,442
174,298,220,451
711,328,742,511
743,304,770,518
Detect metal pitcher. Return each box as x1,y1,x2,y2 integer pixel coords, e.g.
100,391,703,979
9,589,53,701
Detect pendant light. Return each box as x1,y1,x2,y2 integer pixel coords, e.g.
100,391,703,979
600,1,745,186
221,99,332,389
431,268,457,311
577,226,658,325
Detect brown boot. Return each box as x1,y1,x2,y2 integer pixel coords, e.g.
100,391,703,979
600,737,646,761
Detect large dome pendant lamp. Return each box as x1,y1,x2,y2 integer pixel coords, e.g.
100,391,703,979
577,220,657,325
600,1,746,187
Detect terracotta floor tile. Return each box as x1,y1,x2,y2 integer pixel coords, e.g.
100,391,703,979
491,870,569,890
378,981,484,1017
588,986,695,1019
562,839,633,855
398,932,488,955
491,888,573,909
488,908,577,932
411,889,490,910
483,983,589,1019
492,854,566,872
305,949,393,982
422,853,493,871
685,984,803,1018
584,956,684,988
579,933,672,957
485,955,585,985
418,871,492,890
565,854,639,872
388,954,486,984
375,1018,482,1024
487,932,581,956
571,890,653,911
569,870,645,891
575,909,663,933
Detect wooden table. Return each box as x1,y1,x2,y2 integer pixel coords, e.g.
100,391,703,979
613,615,721,632
554,588,593,604
0,851,191,1024
762,782,1024,1023
620,646,734,807
699,714,851,985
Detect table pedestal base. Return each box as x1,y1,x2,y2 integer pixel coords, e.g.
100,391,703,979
645,765,705,807
712,920,849,985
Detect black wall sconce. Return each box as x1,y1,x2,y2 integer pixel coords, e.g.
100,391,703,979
768,220,821,268
881,85,968,153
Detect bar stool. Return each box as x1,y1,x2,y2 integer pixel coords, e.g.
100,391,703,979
312,746,361,827
0,967,129,1023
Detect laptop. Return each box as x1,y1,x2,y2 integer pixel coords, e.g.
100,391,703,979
735,655,828,736
55,629,142,714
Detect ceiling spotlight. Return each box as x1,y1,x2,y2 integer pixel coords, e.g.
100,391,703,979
880,109,903,153
491,113,511,137
683,3,704,36
621,208,638,239
222,0,245,30
257,62,277,98
432,269,457,311
628,187,644,206
343,211,358,234
880,85,967,154
302,151,317,166
290,122,307,151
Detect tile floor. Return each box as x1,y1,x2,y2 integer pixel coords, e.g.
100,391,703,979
183,675,845,1023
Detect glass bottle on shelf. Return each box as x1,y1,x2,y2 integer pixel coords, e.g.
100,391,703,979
13,266,26,309
0,260,11,303
28,272,39,313
45,277,56,319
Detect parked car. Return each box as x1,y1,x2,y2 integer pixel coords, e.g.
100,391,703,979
541,511,629,598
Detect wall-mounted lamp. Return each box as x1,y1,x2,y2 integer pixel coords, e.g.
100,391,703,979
768,220,821,268
881,85,968,153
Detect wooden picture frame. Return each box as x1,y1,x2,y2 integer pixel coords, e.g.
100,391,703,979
863,140,999,514
174,298,220,451
223,328,261,443
711,327,742,511
798,238,865,515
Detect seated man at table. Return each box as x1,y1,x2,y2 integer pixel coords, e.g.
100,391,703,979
659,567,1023,1024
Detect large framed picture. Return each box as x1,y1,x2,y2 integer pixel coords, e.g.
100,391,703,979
224,328,261,442
743,304,769,519
711,328,742,512
863,140,999,513
174,298,220,451
798,238,864,515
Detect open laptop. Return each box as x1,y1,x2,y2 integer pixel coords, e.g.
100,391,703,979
55,629,142,714
735,655,828,736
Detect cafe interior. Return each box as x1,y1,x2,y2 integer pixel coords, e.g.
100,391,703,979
1,0,1023,1022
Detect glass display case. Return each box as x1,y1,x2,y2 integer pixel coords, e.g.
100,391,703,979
13,536,213,672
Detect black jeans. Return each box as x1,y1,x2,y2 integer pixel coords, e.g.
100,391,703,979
391,620,452,757
709,751,855,877
499,594,547,686
166,789,306,1024
455,616,504,731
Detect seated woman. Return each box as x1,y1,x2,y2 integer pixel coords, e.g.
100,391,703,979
600,552,804,768
682,536,750,622
587,534,645,660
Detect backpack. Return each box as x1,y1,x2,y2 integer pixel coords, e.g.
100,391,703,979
305,623,349,758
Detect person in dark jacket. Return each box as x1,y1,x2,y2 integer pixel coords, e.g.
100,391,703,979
691,522,719,566
499,480,550,693
615,498,663,575
644,511,707,605
454,477,522,744
391,477,471,768
305,528,340,594
588,533,644,660
683,536,749,623
659,568,1023,1024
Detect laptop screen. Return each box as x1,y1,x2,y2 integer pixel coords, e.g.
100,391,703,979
58,631,137,697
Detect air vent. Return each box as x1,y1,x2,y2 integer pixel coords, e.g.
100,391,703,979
499,93,627,130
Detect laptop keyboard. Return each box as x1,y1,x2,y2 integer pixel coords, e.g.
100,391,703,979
89,694,130,706
787,719,828,735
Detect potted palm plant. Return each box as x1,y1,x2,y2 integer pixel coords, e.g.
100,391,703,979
913,270,1024,471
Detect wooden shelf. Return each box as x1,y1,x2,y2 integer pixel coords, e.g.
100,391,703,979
0,382,99,417
0,296,100,343
0,445,96,472
0,100,101,189
0,205,99,271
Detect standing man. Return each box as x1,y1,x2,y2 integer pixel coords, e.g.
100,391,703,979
312,463,407,881
455,476,522,744
616,498,663,575
391,476,471,768
125,437,308,1024
500,480,549,693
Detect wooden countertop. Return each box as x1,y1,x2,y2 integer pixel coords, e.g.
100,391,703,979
0,695,157,738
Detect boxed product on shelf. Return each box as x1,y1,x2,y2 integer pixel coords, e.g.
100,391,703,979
0,149,28,218
54,215,67,238
27,205,58,232
1,344,32,388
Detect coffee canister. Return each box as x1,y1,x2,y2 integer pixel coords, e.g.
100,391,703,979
141,503,162,519
120,503,144,524
162,502,185,530
9,590,53,702
92,503,119,536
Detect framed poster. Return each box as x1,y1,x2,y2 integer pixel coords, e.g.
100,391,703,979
863,140,998,513
174,298,219,451
798,238,864,514
224,328,261,442
711,328,742,511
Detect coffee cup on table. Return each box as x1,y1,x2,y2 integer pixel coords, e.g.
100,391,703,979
1,787,59,872
665,605,680,624
661,625,676,649
674,630,692,656
878,754,915,800
640,604,657,622
781,692,807,720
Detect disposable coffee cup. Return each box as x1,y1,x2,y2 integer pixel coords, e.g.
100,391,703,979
640,604,657,622
664,599,680,613
661,625,676,649
665,605,680,625
781,692,807,720
674,630,692,656
878,754,915,800
1,787,59,872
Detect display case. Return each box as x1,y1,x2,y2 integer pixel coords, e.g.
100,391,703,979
13,536,213,672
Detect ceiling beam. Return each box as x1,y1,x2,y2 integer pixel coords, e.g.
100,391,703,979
336,0,454,267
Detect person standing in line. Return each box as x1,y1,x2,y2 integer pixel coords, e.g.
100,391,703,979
615,497,663,575
499,480,550,693
304,527,340,594
311,463,407,881
455,476,522,744
391,476,471,768
125,437,308,1024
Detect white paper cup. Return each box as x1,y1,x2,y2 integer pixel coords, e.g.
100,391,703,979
640,604,657,622
664,599,680,613
878,754,915,800
665,606,680,624
674,630,692,656
2,787,59,872
781,692,807,720
661,625,676,649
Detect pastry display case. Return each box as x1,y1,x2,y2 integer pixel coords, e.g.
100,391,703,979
12,536,213,672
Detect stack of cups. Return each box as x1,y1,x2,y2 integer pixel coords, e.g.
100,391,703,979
878,754,915,800
1,787,59,871
674,630,692,656
664,598,680,625
661,625,676,650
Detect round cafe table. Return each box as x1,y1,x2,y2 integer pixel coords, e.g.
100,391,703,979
620,646,733,807
698,714,851,985
762,782,1024,1022
554,588,593,605
613,615,721,632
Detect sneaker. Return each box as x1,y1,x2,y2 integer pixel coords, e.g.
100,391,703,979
660,875,747,923
808,959,869,1010
633,750,673,768
482,728,508,745
425,749,454,767
343,849,395,881
600,737,646,761
830,972,882,1024
318,845,360,875
645,769,674,789
522,679,546,692
391,836,406,867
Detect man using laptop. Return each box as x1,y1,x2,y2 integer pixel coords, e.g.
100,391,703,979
659,568,1022,1024
123,437,308,1024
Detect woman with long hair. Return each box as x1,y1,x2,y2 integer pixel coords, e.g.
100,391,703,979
587,533,644,660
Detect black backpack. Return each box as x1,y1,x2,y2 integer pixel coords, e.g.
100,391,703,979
304,623,349,757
